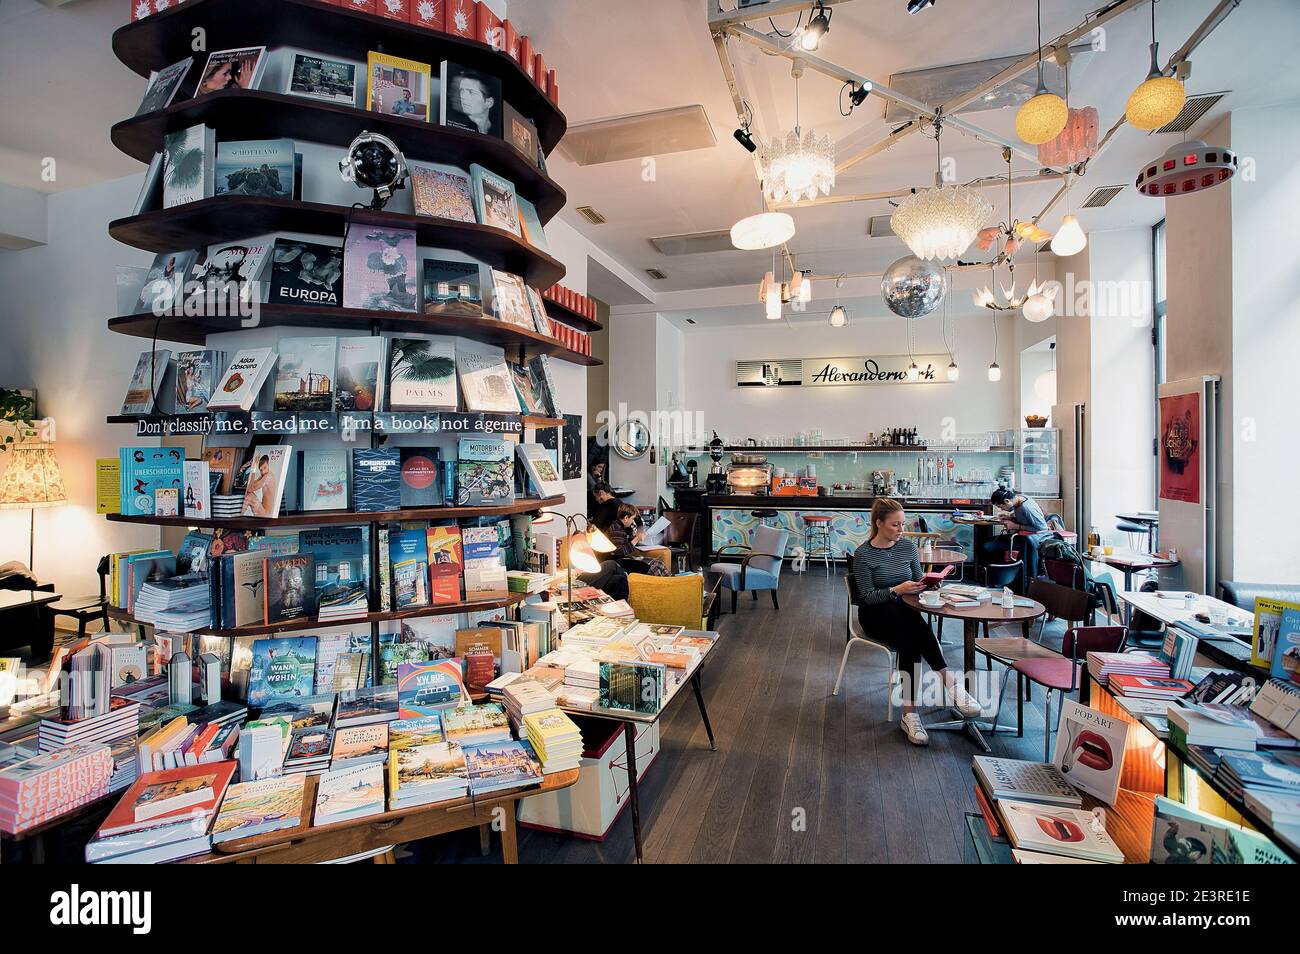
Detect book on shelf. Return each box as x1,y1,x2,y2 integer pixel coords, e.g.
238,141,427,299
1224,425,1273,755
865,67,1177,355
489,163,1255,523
464,739,543,796
515,442,564,498
442,62,503,138
121,350,176,416
515,196,551,255
462,524,508,599
285,52,358,105
397,660,470,718
995,798,1125,864
1051,699,1129,806
524,285,552,337
343,225,418,312
1108,673,1194,699
1150,794,1291,864
202,446,245,495
366,51,432,121
330,723,389,767
181,460,211,520
487,268,535,332
527,354,559,418
1269,605,1300,684
456,437,515,506
132,152,163,216
299,448,350,512
192,237,273,296
390,527,431,609
211,774,305,844
352,447,402,513
215,139,295,199
239,445,294,519
337,686,399,728
400,447,444,507
118,447,184,517
263,553,318,625
335,335,385,412
267,238,345,308
135,57,193,116
411,167,477,223
133,249,199,315
247,636,318,708
300,527,369,621
154,487,180,516
315,762,386,823
274,337,336,412
1251,678,1300,741
456,339,517,413
174,349,224,413
389,336,458,410
195,47,267,96
208,348,276,412
468,163,519,235
426,522,464,604
421,258,484,317
502,103,538,164
162,125,215,208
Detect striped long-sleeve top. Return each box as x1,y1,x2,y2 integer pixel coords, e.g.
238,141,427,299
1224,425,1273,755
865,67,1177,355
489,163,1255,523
852,537,923,605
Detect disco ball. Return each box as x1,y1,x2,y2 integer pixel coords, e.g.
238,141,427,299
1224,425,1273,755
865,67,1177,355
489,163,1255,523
881,255,947,318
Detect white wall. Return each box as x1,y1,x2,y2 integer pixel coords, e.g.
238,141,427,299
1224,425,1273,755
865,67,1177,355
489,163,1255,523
1019,345,1054,425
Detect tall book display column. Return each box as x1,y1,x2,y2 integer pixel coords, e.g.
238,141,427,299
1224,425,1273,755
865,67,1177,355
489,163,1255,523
104,0,599,685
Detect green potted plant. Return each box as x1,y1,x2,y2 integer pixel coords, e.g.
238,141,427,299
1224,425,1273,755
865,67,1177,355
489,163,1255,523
0,388,37,452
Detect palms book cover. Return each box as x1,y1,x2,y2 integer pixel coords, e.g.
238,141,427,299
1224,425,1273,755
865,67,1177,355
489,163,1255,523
389,336,458,410
162,124,215,208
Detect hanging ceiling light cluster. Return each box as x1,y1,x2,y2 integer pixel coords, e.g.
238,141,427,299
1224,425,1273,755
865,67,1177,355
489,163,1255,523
762,59,836,204
890,119,992,261
1015,0,1068,145
1125,0,1186,130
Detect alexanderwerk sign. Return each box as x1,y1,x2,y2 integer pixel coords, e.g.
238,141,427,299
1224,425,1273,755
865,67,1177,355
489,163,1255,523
737,354,951,388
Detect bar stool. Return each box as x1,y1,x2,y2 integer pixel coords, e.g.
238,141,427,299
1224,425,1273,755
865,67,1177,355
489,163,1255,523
750,509,779,527
800,514,834,577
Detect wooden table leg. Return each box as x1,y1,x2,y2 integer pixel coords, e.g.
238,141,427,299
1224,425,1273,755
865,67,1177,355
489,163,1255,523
499,807,519,864
624,721,643,864
479,822,491,856
963,618,978,675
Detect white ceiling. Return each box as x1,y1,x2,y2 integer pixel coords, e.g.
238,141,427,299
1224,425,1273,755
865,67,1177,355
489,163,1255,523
4,0,1298,328
508,0,1300,321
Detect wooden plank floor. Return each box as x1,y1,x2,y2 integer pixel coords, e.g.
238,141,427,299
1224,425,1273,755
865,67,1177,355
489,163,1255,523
415,569,1074,864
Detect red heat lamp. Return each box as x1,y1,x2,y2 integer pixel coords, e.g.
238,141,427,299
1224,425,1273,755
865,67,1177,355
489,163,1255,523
1136,140,1237,197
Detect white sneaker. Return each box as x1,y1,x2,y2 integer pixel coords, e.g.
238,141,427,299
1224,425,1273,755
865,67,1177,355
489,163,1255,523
900,713,930,746
951,686,984,718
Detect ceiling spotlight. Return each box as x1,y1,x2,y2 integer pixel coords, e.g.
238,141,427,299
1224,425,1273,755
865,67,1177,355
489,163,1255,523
339,131,409,211
800,2,831,51
829,305,848,328
907,0,935,12
734,126,757,153
849,82,872,109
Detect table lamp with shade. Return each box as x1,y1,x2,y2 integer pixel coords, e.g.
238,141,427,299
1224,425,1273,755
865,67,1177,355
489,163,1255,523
0,440,68,572
532,510,615,625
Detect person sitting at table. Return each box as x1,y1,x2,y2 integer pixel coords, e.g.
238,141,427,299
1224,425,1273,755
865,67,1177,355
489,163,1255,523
852,498,982,746
590,481,619,527
988,486,1053,583
597,503,672,577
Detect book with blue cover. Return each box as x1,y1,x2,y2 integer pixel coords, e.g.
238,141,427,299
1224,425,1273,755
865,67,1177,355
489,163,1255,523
389,528,430,609
455,437,514,507
1270,607,1300,685
352,447,401,513
119,446,185,516
214,139,295,198
463,739,544,796
247,636,318,707
396,660,469,718
300,448,349,512
299,527,368,620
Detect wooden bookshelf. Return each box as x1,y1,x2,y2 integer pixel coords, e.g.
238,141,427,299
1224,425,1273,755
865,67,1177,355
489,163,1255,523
105,495,564,529
106,411,566,430
108,591,527,639
110,197,566,289
543,296,604,333
112,88,566,222
106,305,601,365
112,0,567,151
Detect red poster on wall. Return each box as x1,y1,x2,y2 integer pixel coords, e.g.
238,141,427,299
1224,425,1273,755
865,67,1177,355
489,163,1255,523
1159,392,1201,503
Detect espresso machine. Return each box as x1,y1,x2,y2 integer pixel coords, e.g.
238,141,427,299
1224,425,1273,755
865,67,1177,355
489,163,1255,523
705,431,729,495
871,469,896,496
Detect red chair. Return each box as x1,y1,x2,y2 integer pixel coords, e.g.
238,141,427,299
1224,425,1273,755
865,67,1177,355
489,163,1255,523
1012,624,1126,761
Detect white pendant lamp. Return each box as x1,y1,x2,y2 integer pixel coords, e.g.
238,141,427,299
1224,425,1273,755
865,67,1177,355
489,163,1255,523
1051,215,1087,256
829,304,848,328
731,211,795,250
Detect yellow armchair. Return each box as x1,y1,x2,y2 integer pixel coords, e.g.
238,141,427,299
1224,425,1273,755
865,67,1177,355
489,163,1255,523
627,574,706,631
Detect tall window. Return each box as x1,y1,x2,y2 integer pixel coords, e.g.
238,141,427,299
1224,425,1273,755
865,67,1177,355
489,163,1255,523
1153,219,1167,385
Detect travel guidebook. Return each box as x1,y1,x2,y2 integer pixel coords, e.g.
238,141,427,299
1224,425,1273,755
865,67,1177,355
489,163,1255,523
397,660,470,718
215,139,295,198
426,523,463,605
267,239,344,307
247,636,318,707
456,437,514,506
343,226,417,312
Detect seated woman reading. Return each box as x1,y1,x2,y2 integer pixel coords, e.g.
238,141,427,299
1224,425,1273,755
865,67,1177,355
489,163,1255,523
598,503,672,577
852,498,982,746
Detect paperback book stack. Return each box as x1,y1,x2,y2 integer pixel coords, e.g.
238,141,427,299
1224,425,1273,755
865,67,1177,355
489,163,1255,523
463,740,544,797
86,761,236,864
0,743,115,835
329,723,390,769
283,724,333,776
1085,651,1170,686
37,702,141,755
133,575,212,631
1215,750,1300,803
441,703,512,748
523,709,583,774
499,670,560,728
314,763,385,824
1108,673,1194,700
211,774,306,844
561,658,600,708
211,494,243,519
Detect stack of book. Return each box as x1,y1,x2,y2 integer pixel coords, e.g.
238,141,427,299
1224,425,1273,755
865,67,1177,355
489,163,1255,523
463,740,544,796
133,575,212,631
973,756,1082,808
210,774,305,845
336,686,399,728
442,703,512,747
0,743,115,835
388,738,468,809
1150,794,1292,864
1109,674,1194,700
1216,750,1300,802
329,723,390,769
1243,790,1300,832
211,494,243,519
85,761,236,863
507,570,550,594
1251,678,1300,742
37,701,141,754
1168,702,1296,751
499,671,560,728
994,798,1124,864
283,724,333,776
314,763,386,825
1086,651,1170,686
523,709,583,773
597,599,636,621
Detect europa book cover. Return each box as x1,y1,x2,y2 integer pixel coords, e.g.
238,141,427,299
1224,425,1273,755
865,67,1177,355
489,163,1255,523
389,336,458,410
456,437,515,506
118,446,185,516
426,523,464,605
335,336,384,411
352,447,401,512
267,239,344,308
422,258,483,317
400,447,444,507
274,337,336,412
247,636,318,707
215,139,294,198
299,527,368,618
397,660,468,718
263,553,318,625
343,226,418,312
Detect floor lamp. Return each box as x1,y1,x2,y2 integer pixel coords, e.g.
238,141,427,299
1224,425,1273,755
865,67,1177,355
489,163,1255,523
532,511,615,626
0,441,68,573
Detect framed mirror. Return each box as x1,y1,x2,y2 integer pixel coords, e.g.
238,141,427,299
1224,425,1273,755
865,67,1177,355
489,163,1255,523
612,419,650,460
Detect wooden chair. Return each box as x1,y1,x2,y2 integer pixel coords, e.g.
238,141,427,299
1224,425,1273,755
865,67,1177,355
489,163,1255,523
627,573,706,630
49,555,112,640
659,510,698,573
833,574,899,720
1026,578,1092,643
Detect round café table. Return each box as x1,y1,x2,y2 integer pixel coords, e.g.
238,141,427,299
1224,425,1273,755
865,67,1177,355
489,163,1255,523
902,592,1046,751
917,547,966,573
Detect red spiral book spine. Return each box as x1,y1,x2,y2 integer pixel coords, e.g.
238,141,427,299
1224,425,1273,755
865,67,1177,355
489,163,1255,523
410,0,445,31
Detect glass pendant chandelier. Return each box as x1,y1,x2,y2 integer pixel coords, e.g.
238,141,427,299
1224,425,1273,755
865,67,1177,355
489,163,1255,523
763,60,835,205
1126,0,1186,131
890,120,992,261
1016,0,1068,145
